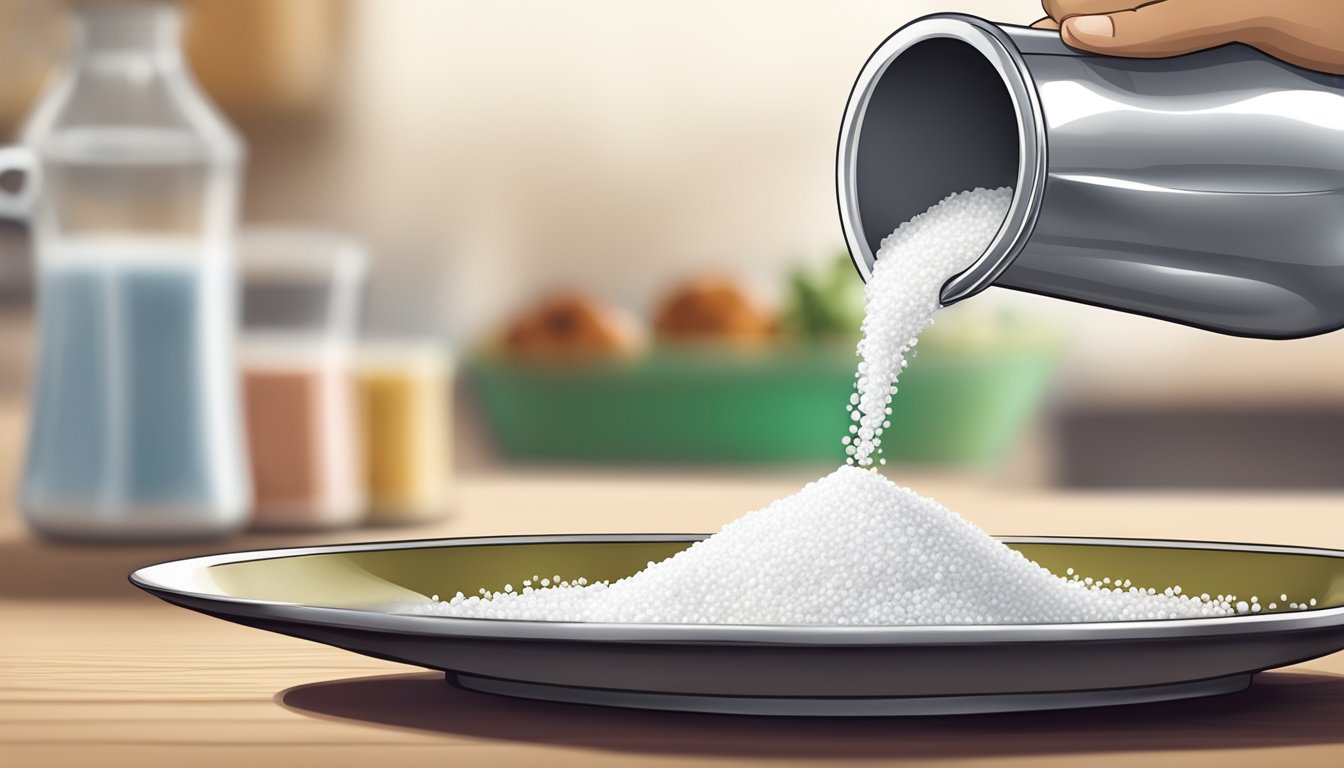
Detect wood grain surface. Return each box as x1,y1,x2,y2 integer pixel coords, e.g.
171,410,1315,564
5,468,1344,767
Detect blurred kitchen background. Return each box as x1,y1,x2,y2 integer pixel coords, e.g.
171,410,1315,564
0,0,1342,547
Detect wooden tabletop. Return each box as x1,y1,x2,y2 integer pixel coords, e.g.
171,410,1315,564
5,467,1344,768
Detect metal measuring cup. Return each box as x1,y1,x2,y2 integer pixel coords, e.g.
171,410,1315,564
837,13,1344,339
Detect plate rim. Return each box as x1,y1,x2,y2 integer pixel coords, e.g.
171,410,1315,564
130,533,1344,646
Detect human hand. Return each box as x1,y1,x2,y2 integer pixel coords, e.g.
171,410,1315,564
1032,0,1344,74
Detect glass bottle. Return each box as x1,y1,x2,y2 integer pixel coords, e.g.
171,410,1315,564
1,0,250,540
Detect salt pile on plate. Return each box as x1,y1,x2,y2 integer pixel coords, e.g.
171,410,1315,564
401,465,1241,624
399,188,1273,625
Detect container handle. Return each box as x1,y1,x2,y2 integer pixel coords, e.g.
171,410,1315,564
0,146,38,221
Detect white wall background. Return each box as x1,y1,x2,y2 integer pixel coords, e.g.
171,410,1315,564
333,1,1044,335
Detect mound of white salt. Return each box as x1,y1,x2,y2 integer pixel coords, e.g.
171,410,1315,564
398,466,1238,625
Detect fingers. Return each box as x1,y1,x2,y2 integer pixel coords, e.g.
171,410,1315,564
1242,3,1344,75
1041,0,1150,22
1035,1,1151,35
1045,0,1344,74
1061,0,1245,58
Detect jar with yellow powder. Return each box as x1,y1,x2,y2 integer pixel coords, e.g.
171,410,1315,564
357,340,451,524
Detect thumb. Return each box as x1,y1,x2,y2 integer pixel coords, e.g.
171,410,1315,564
1061,0,1241,58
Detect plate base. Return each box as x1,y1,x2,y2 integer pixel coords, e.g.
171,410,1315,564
451,671,1254,717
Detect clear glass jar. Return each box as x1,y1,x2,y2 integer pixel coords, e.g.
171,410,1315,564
3,0,250,540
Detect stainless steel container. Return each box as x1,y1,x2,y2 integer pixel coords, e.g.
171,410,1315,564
836,13,1344,339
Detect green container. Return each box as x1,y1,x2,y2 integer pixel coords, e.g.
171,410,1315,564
469,344,1058,465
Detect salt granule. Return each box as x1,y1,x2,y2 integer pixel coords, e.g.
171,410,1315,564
396,188,1293,626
